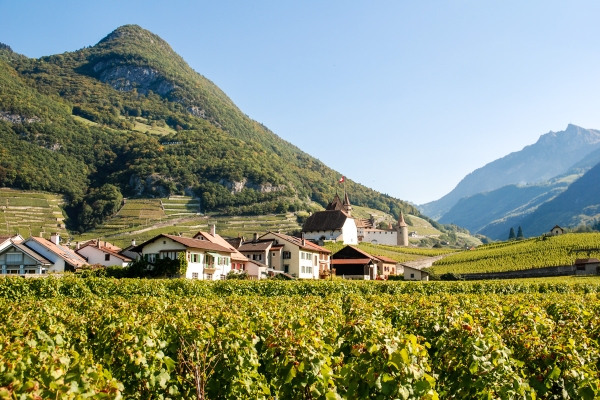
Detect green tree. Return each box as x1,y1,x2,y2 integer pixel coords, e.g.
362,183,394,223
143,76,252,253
516,226,524,239
508,227,516,240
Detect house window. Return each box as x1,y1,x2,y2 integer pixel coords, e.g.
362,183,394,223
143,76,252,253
191,253,200,263
204,273,213,280
314,255,318,266
283,251,291,259
410,273,414,278
6,253,22,264
105,254,110,261
272,252,275,256
146,253,158,263
192,272,199,279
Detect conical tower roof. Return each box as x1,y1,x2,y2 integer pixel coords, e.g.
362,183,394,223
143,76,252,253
398,212,408,227
326,194,344,211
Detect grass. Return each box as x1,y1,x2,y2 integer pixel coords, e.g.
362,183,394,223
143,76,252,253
119,116,177,135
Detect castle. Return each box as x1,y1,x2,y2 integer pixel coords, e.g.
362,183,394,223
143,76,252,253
302,193,409,246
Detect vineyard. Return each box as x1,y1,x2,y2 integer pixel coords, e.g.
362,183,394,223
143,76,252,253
2,278,600,398
427,232,600,276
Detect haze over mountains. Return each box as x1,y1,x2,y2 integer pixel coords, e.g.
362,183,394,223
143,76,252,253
0,25,422,232
421,124,600,239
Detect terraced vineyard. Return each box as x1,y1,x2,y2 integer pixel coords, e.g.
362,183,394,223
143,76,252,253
427,232,600,276
0,189,68,238
73,196,303,248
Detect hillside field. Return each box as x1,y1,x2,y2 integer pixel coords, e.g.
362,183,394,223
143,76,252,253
427,232,600,276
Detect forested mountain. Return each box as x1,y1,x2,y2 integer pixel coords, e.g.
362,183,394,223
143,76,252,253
419,124,600,219
0,25,421,232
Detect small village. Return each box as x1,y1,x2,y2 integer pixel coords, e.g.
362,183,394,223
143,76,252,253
0,192,436,281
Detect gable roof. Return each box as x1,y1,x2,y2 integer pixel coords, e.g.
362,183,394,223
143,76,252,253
131,234,233,253
238,240,274,252
193,232,248,262
302,210,350,232
76,242,132,263
261,231,332,253
373,255,398,264
551,225,564,231
326,194,344,211
1,241,53,265
575,258,600,265
25,237,87,268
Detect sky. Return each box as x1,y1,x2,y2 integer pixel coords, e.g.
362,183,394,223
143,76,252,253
2,1,600,204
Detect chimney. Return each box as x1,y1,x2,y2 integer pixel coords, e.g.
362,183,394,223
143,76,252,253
75,242,80,250
211,224,216,236
253,232,258,241
96,239,100,248
131,239,136,247
50,233,59,245
301,232,305,246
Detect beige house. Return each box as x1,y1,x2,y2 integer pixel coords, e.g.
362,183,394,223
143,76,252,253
131,234,234,280
403,265,429,281
193,225,249,273
24,234,87,273
259,232,331,279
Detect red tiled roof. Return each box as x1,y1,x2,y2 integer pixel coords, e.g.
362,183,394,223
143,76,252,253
374,255,398,264
131,234,232,254
238,241,274,252
261,232,331,253
194,232,248,262
26,237,87,268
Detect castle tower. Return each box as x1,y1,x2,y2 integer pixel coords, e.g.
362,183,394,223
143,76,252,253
397,212,409,246
342,192,352,216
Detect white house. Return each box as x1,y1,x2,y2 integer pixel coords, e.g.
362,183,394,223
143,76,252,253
0,239,53,275
259,232,331,279
130,234,234,280
23,233,87,273
76,240,132,267
550,225,565,236
302,194,358,245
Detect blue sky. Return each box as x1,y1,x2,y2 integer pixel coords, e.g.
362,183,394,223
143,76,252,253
2,1,600,204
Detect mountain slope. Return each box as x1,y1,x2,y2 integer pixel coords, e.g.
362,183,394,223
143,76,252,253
420,124,600,219
0,25,423,232
438,174,577,235
516,161,600,236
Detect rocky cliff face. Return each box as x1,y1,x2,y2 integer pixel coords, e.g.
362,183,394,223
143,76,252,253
93,59,177,95
219,178,286,194
0,111,41,124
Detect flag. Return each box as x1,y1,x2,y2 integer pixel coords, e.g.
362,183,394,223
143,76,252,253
338,176,345,183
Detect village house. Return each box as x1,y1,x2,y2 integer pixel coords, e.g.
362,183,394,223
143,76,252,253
574,258,600,275
236,233,282,268
0,235,52,275
193,225,249,273
76,239,132,267
331,245,399,280
259,231,331,279
403,265,429,281
302,193,358,244
550,225,564,236
22,233,88,273
130,234,234,280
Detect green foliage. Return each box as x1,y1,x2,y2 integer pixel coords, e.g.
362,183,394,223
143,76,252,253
3,278,600,398
0,25,423,234
508,227,516,240
75,184,123,231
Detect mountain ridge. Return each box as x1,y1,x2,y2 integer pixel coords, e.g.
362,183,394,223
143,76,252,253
419,124,600,219
0,24,426,232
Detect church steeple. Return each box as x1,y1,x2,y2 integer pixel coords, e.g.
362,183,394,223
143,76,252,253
342,192,352,216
